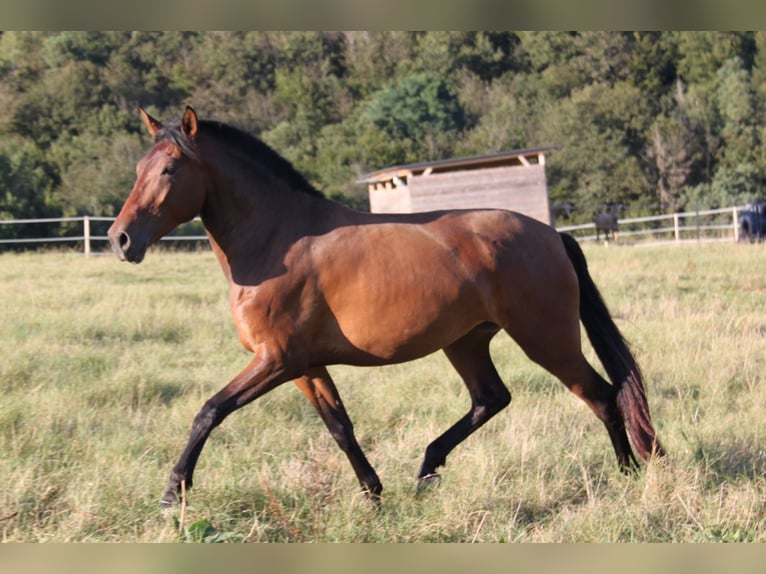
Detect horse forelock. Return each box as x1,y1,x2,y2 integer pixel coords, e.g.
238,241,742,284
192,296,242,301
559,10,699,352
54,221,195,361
154,122,199,161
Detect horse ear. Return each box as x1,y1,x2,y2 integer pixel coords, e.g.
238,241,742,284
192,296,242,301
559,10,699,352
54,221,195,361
139,107,162,138
181,106,198,139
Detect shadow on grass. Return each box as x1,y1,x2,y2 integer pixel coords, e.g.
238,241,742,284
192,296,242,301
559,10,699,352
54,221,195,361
693,435,766,485
85,380,186,409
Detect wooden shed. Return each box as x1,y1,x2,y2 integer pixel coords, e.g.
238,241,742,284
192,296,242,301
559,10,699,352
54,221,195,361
359,146,558,225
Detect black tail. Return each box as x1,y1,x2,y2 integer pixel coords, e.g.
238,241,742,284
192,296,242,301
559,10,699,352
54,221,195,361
559,233,664,460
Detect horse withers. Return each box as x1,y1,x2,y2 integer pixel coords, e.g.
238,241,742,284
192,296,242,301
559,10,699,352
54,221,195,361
108,107,664,510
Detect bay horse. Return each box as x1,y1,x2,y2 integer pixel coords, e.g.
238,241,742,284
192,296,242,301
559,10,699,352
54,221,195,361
108,107,664,510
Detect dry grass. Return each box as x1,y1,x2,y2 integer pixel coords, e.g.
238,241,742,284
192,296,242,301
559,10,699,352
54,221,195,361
1,242,766,542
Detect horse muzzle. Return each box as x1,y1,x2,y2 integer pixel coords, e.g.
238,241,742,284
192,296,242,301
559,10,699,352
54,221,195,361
107,224,146,264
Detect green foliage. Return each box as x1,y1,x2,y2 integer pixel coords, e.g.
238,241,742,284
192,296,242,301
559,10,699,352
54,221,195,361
51,130,147,217
627,32,679,110
544,81,651,210
175,517,245,543
682,163,761,210
675,32,755,88
364,73,458,137
2,31,766,226
359,72,466,163
716,57,758,168
0,136,59,239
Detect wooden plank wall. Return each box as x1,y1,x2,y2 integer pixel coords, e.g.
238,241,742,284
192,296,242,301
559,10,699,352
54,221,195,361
369,184,411,213
409,165,550,224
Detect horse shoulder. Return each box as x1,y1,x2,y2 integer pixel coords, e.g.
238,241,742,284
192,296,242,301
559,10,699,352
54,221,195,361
226,245,320,355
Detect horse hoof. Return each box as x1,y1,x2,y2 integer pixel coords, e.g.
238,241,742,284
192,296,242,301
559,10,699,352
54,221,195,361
160,492,179,515
416,473,441,494
366,493,382,511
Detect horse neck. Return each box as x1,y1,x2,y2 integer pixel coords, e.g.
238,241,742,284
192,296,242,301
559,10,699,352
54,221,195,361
198,154,333,279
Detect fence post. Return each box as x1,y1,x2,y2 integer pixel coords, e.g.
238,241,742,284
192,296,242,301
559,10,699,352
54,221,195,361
696,202,701,242
83,216,91,256
673,213,680,242
732,207,739,242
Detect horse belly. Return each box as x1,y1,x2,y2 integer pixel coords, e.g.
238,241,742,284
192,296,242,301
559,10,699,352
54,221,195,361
335,296,485,365
316,244,492,365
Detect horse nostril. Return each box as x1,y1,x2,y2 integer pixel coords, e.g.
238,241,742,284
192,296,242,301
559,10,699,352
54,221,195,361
119,231,130,250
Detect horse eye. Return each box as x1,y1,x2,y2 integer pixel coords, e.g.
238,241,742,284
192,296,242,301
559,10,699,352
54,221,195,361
161,165,177,176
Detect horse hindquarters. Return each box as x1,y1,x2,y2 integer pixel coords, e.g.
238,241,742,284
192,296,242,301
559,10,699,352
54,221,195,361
491,227,659,471
492,243,635,470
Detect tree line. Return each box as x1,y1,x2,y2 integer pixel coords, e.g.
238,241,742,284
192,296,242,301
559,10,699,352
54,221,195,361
1,31,765,240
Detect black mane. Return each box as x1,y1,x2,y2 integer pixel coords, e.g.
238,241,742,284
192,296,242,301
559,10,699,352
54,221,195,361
155,119,324,198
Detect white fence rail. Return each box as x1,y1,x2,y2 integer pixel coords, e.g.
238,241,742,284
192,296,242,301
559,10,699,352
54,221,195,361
0,206,751,254
0,216,206,254
557,206,744,244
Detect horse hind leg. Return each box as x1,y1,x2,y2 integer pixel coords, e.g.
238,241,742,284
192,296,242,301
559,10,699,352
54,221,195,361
294,367,382,505
573,363,638,471
417,325,510,490
503,300,639,471
528,347,639,473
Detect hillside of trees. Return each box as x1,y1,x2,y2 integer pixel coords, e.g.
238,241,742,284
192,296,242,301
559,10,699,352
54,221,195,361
2,31,766,237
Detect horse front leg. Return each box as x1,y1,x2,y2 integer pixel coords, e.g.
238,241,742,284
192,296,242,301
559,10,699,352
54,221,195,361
294,367,382,506
162,351,293,509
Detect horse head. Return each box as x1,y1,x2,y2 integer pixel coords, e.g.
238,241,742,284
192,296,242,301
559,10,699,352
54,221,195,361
108,107,207,263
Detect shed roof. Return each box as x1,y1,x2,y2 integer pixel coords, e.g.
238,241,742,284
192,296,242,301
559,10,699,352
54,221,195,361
358,145,560,184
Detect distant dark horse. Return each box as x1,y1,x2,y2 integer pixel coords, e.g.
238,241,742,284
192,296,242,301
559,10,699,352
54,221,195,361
593,205,620,241
108,107,664,509
549,203,574,228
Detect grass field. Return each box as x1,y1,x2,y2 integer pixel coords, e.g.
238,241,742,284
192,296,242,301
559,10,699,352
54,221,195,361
1,241,766,542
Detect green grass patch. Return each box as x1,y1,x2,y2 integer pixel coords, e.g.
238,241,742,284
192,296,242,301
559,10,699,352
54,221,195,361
1,243,766,541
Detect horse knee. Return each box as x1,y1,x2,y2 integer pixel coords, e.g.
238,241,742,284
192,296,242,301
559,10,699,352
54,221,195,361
192,400,223,434
469,385,510,426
